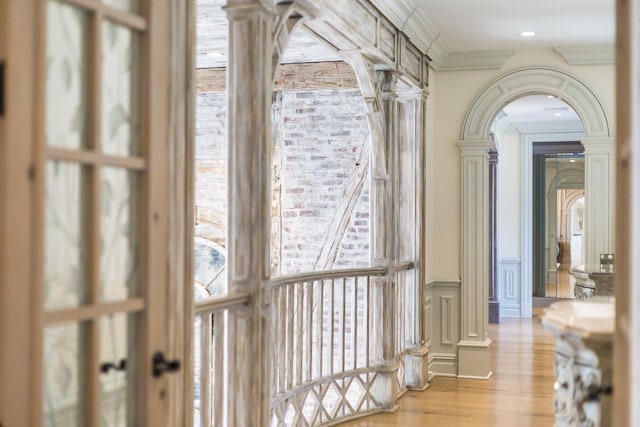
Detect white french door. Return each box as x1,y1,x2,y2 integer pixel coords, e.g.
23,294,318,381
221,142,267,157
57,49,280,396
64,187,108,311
0,0,182,425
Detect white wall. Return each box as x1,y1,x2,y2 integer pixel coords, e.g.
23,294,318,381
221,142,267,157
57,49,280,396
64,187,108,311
497,131,523,259
425,69,437,280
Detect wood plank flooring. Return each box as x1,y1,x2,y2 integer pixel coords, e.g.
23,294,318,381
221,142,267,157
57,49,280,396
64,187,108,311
340,308,556,426
545,263,575,298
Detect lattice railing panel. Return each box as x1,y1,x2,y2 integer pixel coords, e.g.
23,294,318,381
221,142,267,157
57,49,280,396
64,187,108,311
270,372,380,426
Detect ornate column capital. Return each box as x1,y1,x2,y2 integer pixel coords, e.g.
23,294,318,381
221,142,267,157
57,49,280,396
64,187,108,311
458,139,494,157
581,136,615,154
396,87,428,102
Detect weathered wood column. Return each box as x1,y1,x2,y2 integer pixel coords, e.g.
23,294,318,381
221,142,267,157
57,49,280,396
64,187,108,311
397,87,430,389
457,140,493,379
581,137,615,266
224,1,274,424
348,54,399,410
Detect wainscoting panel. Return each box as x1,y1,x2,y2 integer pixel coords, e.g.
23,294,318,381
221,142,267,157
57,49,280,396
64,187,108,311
425,278,460,377
424,296,433,348
499,258,522,318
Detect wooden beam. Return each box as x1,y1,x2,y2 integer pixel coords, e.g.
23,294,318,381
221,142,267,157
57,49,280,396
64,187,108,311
196,61,359,93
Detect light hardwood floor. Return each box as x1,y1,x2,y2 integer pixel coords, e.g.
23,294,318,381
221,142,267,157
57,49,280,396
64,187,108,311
340,307,556,427
545,263,575,298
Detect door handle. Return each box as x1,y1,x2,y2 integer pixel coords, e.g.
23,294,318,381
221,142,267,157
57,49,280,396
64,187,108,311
152,352,180,377
100,358,127,374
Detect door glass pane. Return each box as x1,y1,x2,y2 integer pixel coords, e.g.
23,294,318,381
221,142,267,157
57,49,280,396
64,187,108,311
102,21,139,157
43,323,87,427
101,313,137,426
46,1,89,149
44,161,87,310
102,0,140,14
101,167,138,302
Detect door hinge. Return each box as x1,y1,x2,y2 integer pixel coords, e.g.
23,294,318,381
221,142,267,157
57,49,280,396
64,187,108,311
0,61,4,116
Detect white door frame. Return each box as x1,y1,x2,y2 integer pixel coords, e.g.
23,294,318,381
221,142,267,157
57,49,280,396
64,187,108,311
520,131,584,318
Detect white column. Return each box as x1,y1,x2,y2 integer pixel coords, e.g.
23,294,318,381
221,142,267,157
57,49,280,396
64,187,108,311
397,88,429,390
225,1,273,424
457,140,493,379
581,137,615,266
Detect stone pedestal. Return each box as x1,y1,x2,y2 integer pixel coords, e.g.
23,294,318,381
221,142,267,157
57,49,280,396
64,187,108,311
542,298,614,427
570,264,615,298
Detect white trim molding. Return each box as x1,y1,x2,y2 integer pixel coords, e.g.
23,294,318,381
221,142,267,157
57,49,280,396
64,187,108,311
425,278,461,378
368,0,513,70
458,140,493,379
554,44,615,65
498,258,522,318
582,137,615,265
436,50,514,71
462,67,611,141
460,71,612,351
521,131,585,318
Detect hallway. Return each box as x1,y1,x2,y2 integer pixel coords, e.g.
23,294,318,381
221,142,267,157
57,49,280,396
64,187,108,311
341,308,556,426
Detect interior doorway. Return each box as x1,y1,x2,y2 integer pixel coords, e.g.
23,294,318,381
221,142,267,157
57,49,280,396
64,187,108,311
532,142,585,300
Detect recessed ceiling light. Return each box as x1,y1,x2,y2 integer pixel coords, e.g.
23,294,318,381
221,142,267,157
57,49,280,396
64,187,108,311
569,159,576,163
521,31,536,37
554,113,563,117
547,95,555,98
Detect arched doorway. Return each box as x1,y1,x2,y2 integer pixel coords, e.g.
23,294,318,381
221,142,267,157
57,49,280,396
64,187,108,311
459,67,612,327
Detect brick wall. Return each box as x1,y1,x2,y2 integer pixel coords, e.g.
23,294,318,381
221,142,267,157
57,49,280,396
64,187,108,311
276,90,371,274
195,88,371,282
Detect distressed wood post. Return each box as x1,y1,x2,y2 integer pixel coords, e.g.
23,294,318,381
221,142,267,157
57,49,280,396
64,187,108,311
457,140,493,379
581,137,615,266
348,54,399,410
397,87,429,390
224,1,274,424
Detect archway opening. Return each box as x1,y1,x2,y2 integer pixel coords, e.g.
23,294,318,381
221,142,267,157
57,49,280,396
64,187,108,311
460,67,611,321
490,93,586,315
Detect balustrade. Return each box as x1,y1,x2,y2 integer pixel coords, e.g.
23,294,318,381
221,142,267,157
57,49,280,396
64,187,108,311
192,264,418,426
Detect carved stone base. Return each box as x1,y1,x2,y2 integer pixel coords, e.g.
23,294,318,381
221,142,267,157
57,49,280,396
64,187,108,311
489,299,500,323
542,298,614,427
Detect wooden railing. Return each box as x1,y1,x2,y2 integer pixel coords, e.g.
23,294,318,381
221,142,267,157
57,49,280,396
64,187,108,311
268,265,414,426
193,292,249,427
193,264,417,426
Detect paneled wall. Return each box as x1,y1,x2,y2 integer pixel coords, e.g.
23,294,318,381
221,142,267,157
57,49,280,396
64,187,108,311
425,279,461,377
499,259,522,317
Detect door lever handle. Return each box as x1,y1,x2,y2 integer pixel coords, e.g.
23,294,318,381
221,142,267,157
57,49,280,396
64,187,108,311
152,352,180,377
100,358,127,374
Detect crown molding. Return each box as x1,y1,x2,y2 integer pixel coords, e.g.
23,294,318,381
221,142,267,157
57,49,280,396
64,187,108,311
369,0,516,71
435,50,514,71
369,0,449,64
554,45,615,65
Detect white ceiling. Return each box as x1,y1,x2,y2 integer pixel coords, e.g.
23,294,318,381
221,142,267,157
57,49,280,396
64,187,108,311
413,0,614,52
496,95,583,134
402,0,612,131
